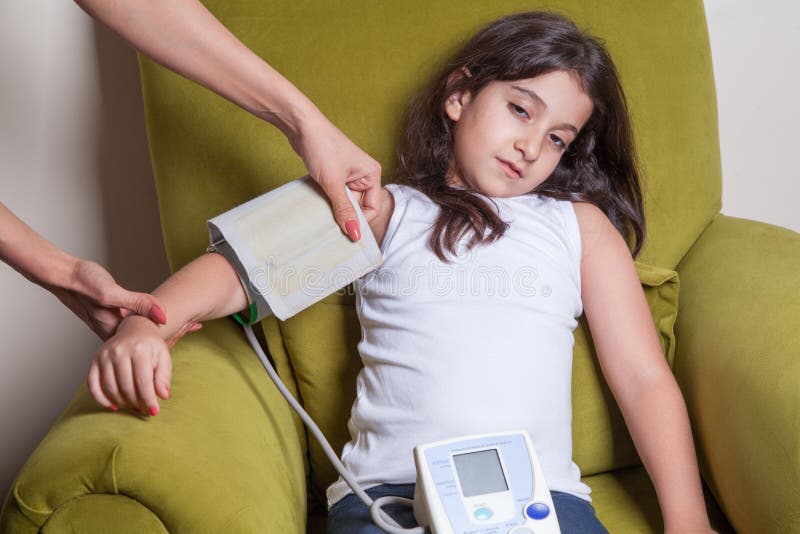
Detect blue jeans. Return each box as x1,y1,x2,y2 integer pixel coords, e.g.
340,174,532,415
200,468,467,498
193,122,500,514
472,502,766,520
327,483,608,534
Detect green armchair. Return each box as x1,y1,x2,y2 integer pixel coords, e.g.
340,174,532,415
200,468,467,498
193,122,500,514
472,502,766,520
2,1,798,532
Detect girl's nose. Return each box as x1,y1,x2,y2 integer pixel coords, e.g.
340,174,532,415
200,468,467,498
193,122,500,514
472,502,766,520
514,132,544,162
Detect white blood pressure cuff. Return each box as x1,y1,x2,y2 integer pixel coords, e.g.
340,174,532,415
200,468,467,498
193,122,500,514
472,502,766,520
206,175,383,324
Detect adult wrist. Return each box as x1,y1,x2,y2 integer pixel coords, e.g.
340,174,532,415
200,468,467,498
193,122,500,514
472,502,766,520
0,206,80,289
248,73,324,151
30,243,79,291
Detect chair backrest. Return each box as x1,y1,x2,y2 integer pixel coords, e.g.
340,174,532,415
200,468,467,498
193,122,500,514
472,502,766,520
140,0,719,502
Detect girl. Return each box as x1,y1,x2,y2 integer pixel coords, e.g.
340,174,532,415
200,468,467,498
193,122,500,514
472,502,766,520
87,11,715,534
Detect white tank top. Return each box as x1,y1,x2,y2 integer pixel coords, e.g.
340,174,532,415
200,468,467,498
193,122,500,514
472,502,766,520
326,183,592,509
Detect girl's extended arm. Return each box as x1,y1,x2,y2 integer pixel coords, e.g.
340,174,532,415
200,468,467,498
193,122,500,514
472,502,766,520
87,253,248,416
136,252,248,338
574,202,714,533
88,186,395,418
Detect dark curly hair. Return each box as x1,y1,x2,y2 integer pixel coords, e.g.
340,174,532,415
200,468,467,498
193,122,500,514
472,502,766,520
394,11,645,263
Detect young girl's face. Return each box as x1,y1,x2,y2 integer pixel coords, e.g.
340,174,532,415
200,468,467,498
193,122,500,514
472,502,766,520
444,70,593,198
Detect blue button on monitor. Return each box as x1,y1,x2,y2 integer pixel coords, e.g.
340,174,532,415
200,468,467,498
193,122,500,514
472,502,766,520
525,502,550,520
474,507,493,521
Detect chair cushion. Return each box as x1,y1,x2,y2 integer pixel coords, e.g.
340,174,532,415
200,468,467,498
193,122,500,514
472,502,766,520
262,261,679,501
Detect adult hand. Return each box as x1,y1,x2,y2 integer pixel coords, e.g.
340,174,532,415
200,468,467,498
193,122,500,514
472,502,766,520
1,202,187,340
288,112,383,242
47,258,169,340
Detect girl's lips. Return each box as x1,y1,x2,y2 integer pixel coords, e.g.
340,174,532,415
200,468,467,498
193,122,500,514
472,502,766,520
497,158,522,178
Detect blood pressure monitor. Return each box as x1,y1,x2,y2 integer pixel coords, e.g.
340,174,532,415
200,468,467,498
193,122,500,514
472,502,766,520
413,431,560,534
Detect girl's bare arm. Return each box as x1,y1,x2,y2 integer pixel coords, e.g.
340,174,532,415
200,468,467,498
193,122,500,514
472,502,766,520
573,201,713,533
361,187,395,249
136,252,249,341
113,184,395,345
149,186,394,334
89,190,393,416
87,253,247,415
89,201,396,414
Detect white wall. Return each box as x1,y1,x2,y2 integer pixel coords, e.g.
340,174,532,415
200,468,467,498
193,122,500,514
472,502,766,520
0,0,169,503
705,0,800,233
0,0,798,507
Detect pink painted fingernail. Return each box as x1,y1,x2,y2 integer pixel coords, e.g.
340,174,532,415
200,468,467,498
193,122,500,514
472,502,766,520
110,405,118,412
150,305,167,325
345,220,360,241
149,406,159,416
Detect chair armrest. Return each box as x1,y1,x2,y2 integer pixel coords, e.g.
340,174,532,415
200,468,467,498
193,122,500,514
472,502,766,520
0,319,307,533
675,214,800,533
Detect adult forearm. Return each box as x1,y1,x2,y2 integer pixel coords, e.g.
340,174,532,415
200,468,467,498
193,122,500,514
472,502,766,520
145,252,248,339
73,0,385,239
618,372,711,531
0,202,76,288
73,0,319,140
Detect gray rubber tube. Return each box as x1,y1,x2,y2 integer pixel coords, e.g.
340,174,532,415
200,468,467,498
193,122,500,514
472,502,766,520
244,325,427,533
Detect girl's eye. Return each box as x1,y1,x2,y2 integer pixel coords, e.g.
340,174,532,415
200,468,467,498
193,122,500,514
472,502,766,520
550,134,566,150
510,103,529,118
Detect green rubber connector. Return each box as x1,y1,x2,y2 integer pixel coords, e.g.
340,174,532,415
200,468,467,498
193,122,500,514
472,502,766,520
232,303,258,326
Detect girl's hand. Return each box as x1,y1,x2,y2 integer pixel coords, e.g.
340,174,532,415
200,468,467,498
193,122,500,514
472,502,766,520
288,111,383,241
87,315,175,416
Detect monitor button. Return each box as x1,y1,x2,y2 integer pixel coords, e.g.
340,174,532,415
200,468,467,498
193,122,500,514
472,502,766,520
525,502,550,519
474,507,494,521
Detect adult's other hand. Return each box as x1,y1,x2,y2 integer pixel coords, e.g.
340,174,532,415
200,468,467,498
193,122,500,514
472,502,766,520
289,113,383,242
1,202,169,340
47,258,168,340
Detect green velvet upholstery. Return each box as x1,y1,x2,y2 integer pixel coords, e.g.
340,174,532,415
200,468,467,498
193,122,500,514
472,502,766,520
674,215,800,534
2,1,798,533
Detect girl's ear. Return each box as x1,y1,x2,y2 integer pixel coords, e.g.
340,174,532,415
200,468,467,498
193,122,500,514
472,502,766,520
444,67,473,122
444,92,466,122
